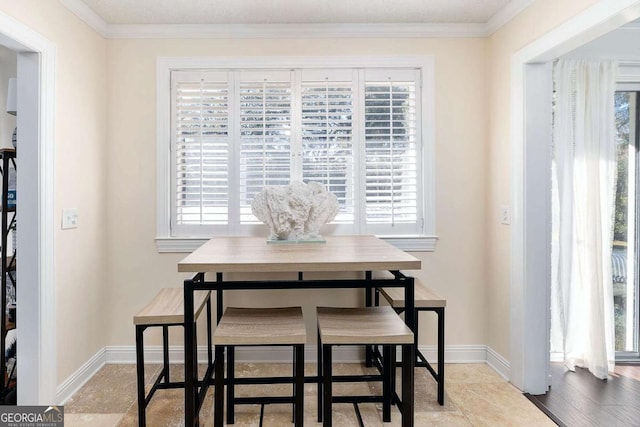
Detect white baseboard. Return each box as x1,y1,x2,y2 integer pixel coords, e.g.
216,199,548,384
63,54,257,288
57,344,510,403
56,348,107,405
102,344,493,365
105,345,364,364
486,346,510,380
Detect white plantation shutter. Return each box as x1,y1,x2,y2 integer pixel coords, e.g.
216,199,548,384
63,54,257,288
300,70,355,225
363,70,421,235
238,71,293,224
168,66,424,238
172,71,230,234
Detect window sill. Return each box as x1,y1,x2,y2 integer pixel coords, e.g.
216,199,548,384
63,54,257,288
155,235,438,253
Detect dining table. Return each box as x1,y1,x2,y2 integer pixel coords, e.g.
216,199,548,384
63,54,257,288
178,235,422,426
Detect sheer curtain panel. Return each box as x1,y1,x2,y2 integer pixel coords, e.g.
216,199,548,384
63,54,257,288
551,59,617,380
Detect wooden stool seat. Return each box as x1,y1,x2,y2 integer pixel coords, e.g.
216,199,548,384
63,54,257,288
213,307,306,427
134,288,210,326
373,271,447,406
213,307,306,345
317,306,413,345
316,306,414,426
380,283,446,308
133,288,213,427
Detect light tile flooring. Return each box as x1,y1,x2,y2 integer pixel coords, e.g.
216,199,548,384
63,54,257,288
64,363,556,426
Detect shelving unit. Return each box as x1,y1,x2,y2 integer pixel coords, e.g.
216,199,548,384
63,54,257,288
0,148,16,404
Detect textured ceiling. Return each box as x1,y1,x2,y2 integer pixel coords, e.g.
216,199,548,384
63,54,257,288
78,0,513,25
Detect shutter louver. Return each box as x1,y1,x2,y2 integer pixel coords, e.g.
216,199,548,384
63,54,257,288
364,79,418,226
174,74,230,227
239,76,292,223
301,78,354,224
169,67,424,238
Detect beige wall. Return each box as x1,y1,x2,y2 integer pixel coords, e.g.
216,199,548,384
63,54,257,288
105,38,489,348
0,0,623,394
0,0,108,383
485,0,601,359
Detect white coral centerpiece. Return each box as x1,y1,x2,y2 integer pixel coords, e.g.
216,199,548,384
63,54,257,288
251,181,339,242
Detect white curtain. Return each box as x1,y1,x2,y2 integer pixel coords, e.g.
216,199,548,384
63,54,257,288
550,59,617,379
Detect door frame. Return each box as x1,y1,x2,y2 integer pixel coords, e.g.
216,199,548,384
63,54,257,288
0,12,56,404
510,0,640,394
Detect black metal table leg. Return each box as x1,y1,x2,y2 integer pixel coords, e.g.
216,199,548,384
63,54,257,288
317,328,323,422
184,278,197,426
323,344,333,427
295,344,305,427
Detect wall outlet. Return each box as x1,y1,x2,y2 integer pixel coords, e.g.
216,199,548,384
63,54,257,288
500,205,511,225
62,208,78,229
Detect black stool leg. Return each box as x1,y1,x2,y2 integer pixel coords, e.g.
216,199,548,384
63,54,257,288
207,297,213,369
295,344,304,427
382,345,392,422
401,343,414,427
136,325,146,427
214,345,224,427
322,344,333,427
437,307,445,405
365,285,373,367
292,345,296,423
317,329,323,422
162,325,170,384
227,346,235,424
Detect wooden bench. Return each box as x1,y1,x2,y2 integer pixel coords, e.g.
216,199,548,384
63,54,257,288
316,306,414,426
374,271,446,405
213,307,306,427
133,288,212,427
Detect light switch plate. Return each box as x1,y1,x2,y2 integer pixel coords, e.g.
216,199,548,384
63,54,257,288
500,205,511,225
62,208,78,229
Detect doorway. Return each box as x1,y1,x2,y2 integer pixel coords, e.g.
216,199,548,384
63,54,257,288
511,1,640,394
0,11,56,404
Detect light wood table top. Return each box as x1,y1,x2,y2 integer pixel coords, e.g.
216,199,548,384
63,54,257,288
178,235,421,273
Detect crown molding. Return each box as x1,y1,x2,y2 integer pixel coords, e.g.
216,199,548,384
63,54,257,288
620,19,640,29
59,1,532,39
58,0,108,37
485,0,535,36
106,22,487,39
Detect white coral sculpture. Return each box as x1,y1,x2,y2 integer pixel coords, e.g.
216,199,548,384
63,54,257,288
251,181,339,241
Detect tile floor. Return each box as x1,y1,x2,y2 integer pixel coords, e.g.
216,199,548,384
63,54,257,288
64,362,556,426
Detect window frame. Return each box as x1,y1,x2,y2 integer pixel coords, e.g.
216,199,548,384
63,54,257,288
614,83,640,362
156,55,437,252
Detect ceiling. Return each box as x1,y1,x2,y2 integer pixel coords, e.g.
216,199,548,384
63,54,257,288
77,0,515,25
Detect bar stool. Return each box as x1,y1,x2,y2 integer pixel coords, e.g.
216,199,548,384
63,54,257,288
316,306,414,427
374,271,446,405
133,288,213,427
213,307,306,427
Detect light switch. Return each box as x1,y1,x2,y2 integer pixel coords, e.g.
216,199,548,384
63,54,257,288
62,208,78,229
500,205,511,225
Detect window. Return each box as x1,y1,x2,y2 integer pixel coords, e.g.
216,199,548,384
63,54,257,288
613,89,639,359
157,57,436,252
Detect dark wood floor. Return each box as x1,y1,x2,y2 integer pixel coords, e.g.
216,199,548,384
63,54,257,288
526,363,640,427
